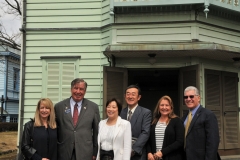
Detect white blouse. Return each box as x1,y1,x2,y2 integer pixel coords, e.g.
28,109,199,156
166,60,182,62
100,123,116,151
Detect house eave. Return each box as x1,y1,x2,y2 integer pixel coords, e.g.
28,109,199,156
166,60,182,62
104,42,240,62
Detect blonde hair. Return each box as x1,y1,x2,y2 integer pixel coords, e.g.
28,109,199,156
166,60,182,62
34,98,57,129
152,95,177,125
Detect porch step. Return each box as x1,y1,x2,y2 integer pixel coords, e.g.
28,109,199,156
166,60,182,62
221,155,240,160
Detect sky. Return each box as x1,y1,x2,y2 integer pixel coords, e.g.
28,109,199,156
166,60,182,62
0,0,21,35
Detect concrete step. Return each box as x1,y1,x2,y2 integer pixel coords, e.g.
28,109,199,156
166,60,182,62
221,155,240,160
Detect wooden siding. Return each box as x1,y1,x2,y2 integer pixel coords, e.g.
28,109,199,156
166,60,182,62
23,0,111,122
26,1,103,28
6,102,19,114
199,26,240,48
0,58,19,116
114,24,192,43
113,23,240,48
0,75,4,91
116,11,192,23
114,10,240,46
101,0,111,26
198,13,240,31
0,59,6,92
26,53,104,59
7,61,20,93
0,46,20,55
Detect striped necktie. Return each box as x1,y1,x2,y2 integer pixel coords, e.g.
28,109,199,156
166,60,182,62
128,110,132,121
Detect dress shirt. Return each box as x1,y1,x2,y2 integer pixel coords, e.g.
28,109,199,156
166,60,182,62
184,104,200,126
127,104,138,120
70,98,82,117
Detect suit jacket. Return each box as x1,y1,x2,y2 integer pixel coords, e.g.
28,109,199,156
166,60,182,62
147,117,184,160
96,116,132,160
120,105,152,160
182,105,219,160
54,98,100,160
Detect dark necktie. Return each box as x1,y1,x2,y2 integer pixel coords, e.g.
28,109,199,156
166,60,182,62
128,110,132,121
73,103,79,126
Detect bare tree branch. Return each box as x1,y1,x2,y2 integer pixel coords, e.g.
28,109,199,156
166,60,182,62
1,0,22,17
4,0,22,16
0,21,21,50
0,0,21,50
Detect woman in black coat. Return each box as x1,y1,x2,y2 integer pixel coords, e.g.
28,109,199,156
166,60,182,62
147,96,184,160
21,98,57,160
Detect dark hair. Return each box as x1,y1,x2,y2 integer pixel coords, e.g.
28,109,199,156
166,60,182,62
125,84,141,95
71,78,88,89
106,98,122,115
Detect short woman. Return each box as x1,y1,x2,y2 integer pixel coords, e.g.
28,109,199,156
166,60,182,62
97,98,131,160
147,95,184,160
21,98,57,160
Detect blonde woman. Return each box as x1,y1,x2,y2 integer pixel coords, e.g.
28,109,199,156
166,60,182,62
21,98,57,160
147,96,184,160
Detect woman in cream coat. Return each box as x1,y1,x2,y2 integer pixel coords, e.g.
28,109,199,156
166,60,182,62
97,98,132,160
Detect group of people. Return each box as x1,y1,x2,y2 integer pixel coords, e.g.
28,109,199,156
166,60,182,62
21,78,220,160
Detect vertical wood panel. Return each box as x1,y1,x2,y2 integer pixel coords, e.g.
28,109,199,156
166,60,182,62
205,69,223,149
103,66,128,119
179,65,200,117
222,71,239,149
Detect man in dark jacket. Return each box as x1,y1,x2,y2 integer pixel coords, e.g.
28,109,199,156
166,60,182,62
120,85,152,160
182,86,220,160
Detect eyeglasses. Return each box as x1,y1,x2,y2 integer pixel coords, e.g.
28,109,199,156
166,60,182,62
183,95,198,99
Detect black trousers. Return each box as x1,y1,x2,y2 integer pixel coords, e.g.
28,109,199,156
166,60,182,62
100,149,114,160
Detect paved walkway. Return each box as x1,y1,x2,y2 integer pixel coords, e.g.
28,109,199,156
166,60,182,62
221,155,240,160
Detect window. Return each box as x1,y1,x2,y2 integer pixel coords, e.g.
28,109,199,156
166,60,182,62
41,56,80,104
42,60,77,104
10,117,18,123
13,68,20,91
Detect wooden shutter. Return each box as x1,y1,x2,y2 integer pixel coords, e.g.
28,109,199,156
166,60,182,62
222,71,239,149
179,65,200,117
103,66,128,118
47,62,75,104
205,69,223,149
61,62,75,100
205,70,239,149
47,62,61,104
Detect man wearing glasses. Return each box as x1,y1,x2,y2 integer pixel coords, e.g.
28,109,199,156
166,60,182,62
182,86,220,160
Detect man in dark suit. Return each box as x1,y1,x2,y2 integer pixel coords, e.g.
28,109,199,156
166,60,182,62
54,78,100,160
182,86,219,160
120,85,152,160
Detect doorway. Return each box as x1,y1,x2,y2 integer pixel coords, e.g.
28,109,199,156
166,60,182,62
128,69,180,115
103,65,200,118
